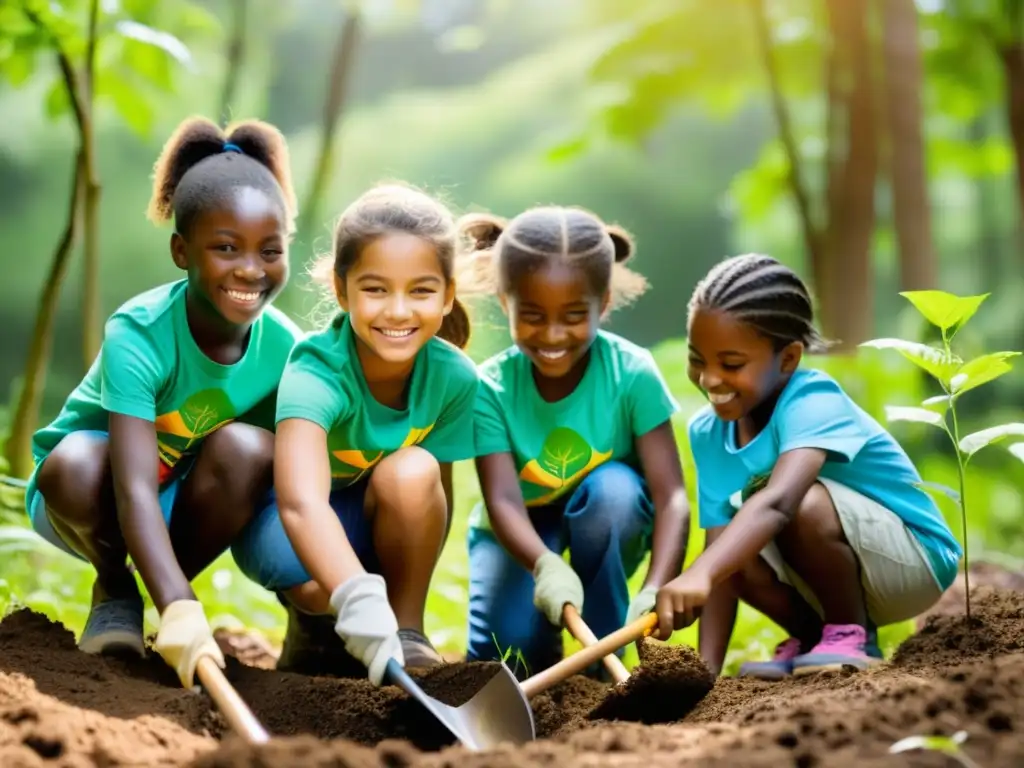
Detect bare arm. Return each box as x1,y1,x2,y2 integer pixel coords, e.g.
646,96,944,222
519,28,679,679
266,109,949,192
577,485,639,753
275,417,365,595
634,420,690,589
439,461,455,542
475,452,548,571
688,448,828,586
695,526,738,675
108,413,193,612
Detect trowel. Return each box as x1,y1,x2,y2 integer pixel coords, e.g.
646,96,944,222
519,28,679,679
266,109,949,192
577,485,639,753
385,658,536,752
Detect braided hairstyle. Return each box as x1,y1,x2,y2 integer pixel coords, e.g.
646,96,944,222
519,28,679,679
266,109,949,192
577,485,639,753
310,182,474,350
687,254,832,353
459,205,648,313
148,115,297,236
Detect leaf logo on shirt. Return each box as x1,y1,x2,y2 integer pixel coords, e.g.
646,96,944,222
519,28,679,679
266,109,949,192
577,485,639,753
519,427,612,507
329,424,435,486
154,388,237,484
741,472,771,503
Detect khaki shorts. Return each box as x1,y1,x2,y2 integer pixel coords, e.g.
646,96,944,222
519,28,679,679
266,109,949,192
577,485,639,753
737,477,944,627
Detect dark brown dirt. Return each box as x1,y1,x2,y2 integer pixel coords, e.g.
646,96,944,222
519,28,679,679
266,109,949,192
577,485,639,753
2,582,1024,766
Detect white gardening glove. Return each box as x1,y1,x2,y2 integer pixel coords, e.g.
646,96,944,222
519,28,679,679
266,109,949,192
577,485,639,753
532,550,584,627
329,573,405,686
626,585,659,625
153,599,225,690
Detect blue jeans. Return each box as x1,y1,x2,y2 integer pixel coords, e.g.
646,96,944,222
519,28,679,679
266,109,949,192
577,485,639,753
465,461,654,676
231,479,380,592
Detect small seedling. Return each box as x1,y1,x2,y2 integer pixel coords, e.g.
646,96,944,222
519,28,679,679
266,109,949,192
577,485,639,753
889,730,980,767
491,633,529,678
861,290,1024,621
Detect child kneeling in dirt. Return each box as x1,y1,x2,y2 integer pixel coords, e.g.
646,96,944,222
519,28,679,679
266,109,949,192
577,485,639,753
24,116,303,690
460,206,691,679
650,254,962,678
231,183,480,685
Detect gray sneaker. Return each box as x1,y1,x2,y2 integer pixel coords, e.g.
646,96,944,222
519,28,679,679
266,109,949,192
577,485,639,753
78,598,145,657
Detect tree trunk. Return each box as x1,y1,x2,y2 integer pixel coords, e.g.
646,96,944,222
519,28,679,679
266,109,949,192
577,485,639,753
823,0,878,350
1000,43,1024,255
3,154,84,478
750,0,825,289
882,0,936,291
81,0,102,370
299,9,362,236
219,0,247,126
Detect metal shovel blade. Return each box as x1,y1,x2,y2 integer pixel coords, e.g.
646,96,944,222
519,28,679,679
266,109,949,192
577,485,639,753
386,659,536,751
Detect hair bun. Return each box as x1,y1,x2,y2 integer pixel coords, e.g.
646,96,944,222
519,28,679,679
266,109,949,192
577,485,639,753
606,225,634,263
458,213,506,251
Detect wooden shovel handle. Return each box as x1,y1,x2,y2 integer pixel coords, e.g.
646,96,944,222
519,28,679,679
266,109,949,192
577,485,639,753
196,656,270,744
562,605,630,684
520,612,658,699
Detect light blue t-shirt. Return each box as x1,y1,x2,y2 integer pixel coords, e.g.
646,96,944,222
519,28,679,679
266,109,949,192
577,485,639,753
688,367,962,590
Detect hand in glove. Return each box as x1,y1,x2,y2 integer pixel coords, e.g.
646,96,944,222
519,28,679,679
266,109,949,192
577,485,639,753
626,585,659,626
153,599,225,690
330,573,404,686
532,550,584,627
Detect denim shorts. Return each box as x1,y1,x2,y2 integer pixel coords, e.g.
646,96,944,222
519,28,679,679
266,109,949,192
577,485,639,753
26,429,185,561
231,479,379,592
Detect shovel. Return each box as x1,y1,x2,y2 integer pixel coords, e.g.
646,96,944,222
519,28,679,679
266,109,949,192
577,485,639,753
196,656,270,744
385,657,536,752
520,612,659,698
561,605,631,684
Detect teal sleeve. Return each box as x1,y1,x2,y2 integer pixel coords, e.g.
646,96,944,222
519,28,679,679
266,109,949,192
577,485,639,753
275,349,348,431
421,375,479,463
473,379,511,456
99,315,164,422
627,350,680,437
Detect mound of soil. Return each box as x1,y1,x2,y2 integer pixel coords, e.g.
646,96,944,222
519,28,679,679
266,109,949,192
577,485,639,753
2,585,1024,766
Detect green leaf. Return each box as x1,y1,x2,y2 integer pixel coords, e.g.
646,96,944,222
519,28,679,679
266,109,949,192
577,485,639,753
114,20,194,70
2,48,36,87
1007,443,1024,463
538,427,592,480
44,78,69,120
0,6,35,37
101,76,155,136
952,351,1020,396
922,394,951,411
958,423,1024,457
899,290,988,333
913,481,961,506
545,135,590,164
890,730,968,756
884,405,945,428
859,338,962,385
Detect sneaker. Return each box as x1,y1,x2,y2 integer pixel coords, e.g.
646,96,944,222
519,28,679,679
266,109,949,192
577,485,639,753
738,637,802,680
398,628,443,669
78,598,145,657
791,623,883,676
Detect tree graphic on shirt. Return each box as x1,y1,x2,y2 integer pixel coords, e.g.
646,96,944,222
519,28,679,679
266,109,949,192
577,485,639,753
519,426,613,507
329,424,435,487
154,388,236,485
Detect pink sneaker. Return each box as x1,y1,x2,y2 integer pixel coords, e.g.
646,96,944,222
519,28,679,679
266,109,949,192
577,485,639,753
791,624,882,676
738,637,802,680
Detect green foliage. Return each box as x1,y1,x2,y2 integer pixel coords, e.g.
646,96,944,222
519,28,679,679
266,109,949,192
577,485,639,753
890,730,979,768
862,290,1023,620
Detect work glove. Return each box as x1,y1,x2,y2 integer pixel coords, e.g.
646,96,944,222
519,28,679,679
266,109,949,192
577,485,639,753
330,573,404,686
626,585,659,626
153,599,226,690
532,550,584,627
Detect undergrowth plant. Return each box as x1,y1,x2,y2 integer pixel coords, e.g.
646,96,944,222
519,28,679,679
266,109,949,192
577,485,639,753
861,290,1024,621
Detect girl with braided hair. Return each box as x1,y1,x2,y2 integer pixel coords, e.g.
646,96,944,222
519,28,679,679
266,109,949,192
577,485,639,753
653,253,961,678
26,115,303,689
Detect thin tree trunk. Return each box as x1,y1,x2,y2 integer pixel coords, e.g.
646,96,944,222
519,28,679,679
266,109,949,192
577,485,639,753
219,0,247,126
4,154,85,478
81,0,102,370
882,0,936,291
750,0,825,288
823,0,878,349
299,10,362,236
1001,43,1024,254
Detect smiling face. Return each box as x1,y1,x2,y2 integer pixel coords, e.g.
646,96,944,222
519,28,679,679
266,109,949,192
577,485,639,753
338,232,454,370
686,307,802,423
172,186,288,327
503,261,608,381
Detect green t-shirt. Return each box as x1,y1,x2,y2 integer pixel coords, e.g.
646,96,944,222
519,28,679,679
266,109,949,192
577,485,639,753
275,312,480,489
27,280,302,513
469,331,680,529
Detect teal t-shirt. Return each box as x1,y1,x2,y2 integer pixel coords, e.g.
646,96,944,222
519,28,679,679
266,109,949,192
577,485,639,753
27,279,302,517
274,312,480,489
470,330,680,529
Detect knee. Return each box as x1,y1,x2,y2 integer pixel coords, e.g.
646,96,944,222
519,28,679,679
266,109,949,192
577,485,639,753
370,447,444,521
195,423,275,500
777,482,843,552
36,433,109,526
568,462,647,534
